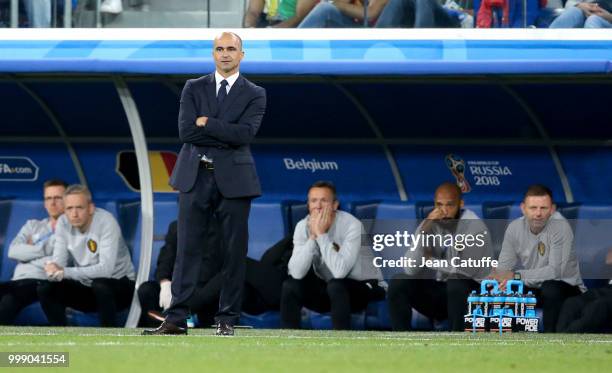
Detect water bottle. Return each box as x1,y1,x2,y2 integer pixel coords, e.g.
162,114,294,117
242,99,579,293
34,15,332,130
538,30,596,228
467,290,479,315
479,280,499,317
506,280,524,295
504,280,523,317
491,292,505,317
525,291,537,318
504,292,517,317
516,292,526,317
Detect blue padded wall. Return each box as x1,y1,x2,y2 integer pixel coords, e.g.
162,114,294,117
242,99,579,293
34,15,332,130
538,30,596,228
558,147,612,203
253,144,399,201
0,143,80,199
392,145,566,203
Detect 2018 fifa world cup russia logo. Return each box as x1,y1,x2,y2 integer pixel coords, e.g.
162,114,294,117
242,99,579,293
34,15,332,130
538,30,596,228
445,154,471,193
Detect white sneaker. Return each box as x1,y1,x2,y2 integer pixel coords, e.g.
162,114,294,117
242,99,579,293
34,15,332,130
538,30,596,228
100,0,123,14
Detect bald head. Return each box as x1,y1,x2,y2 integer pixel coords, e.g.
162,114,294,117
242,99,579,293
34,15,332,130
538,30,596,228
214,32,243,51
213,32,244,77
435,182,462,200
433,182,463,219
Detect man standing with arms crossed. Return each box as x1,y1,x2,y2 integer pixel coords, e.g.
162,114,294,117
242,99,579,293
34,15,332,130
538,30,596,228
144,32,266,336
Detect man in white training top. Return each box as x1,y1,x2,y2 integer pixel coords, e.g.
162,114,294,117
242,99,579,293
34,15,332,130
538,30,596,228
0,179,67,324
491,184,585,333
280,180,386,330
38,184,136,327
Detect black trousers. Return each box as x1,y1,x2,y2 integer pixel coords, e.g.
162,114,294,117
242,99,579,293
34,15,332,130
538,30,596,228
138,280,219,327
556,285,612,333
387,274,480,331
37,277,135,327
387,275,478,331
139,257,285,327
168,166,251,327
526,280,582,333
0,279,41,325
280,270,386,330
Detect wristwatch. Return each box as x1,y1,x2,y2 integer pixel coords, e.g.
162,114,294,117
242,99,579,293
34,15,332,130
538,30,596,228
513,272,521,281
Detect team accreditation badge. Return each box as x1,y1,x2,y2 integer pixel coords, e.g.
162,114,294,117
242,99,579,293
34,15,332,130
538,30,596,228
87,239,98,254
537,242,545,256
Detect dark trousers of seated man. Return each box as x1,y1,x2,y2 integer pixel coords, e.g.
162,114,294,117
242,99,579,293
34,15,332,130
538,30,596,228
520,280,582,333
0,279,42,325
37,277,135,327
281,269,386,330
388,275,478,331
139,257,287,327
556,285,612,333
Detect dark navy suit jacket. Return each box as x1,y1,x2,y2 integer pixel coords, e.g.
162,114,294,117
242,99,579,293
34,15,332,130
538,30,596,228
170,73,266,198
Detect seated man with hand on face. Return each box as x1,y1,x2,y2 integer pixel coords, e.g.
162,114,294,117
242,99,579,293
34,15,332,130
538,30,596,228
281,181,386,330
490,184,585,333
38,185,136,327
387,182,492,332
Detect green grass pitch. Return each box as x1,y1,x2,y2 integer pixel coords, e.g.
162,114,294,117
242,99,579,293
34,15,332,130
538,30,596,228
0,327,610,372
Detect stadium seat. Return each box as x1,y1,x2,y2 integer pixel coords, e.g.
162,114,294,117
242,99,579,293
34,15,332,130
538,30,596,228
556,202,581,221
372,202,417,221
1,200,48,325
282,200,308,237
126,200,179,279
66,308,128,327
95,200,120,220
1,200,45,282
14,302,49,326
556,202,581,233
240,311,281,329
0,199,14,280
482,201,522,256
116,199,141,268
574,204,612,289
415,201,433,221
150,201,179,278
365,300,390,330
247,202,285,260
482,201,522,221
308,310,367,330
350,201,381,221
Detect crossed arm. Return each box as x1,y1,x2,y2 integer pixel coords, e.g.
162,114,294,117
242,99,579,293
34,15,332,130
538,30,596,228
177,80,266,148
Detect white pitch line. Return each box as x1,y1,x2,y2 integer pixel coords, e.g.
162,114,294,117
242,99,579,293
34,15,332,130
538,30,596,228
1,332,610,344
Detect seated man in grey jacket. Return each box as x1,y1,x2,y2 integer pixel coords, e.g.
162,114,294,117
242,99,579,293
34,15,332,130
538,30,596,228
0,179,67,324
38,184,136,327
280,180,386,330
388,182,492,331
491,184,585,333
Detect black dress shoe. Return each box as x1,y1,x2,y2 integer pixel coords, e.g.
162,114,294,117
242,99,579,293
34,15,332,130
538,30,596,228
142,320,187,335
215,322,234,336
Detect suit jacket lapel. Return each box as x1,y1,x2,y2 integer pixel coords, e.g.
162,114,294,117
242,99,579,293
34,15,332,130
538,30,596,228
218,75,245,115
205,73,218,116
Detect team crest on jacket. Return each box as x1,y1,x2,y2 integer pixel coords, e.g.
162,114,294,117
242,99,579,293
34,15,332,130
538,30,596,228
537,242,546,256
87,239,98,253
